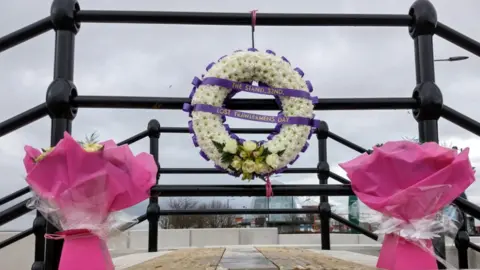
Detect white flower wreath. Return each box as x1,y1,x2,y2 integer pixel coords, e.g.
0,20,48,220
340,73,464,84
183,49,318,182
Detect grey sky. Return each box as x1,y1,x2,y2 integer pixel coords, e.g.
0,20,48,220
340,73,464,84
1,0,480,230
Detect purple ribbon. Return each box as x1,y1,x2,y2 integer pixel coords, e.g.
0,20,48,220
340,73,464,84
200,77,314,100
192,104,320,127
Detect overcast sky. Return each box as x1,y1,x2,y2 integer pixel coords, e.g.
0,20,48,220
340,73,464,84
1,0,480,231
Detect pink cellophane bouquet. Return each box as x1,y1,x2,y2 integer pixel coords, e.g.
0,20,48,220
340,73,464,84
23,132,157,270
340,141,475,270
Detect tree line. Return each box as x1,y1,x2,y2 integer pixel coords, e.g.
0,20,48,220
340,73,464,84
159,198,236,229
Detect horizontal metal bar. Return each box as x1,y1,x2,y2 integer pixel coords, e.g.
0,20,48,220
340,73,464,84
454,197,480,221
469,241,480,253
0,187,31,206
76,10,411,27
118,130,148,145
151,184,353,197
117,214,147,232
0,228,34,250
0,17,53,53
329,172,350,185
73,96,417,111
441,105,480,137
0,198,33,227
159,168,317,174
330,213,378,241
0,103,49,137
159,208,318,216
328,131,371,154
435,22,480,58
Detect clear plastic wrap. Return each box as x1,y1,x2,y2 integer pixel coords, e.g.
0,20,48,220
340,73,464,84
353,200,463,269
23,132,158,270
340,141,475,270
27,190,138,241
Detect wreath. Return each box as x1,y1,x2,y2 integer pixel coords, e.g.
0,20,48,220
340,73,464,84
183,48,319,186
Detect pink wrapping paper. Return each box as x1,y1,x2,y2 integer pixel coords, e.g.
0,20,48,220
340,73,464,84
24,132,157,270
340,141,475,270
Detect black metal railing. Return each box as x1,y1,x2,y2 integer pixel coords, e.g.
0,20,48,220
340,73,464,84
1,0,480,269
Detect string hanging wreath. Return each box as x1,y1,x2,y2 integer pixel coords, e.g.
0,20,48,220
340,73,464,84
183,48,319,195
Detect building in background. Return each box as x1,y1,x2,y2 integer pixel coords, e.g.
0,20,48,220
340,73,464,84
242,180,307,233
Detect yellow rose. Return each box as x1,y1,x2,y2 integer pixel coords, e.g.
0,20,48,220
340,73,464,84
83,143,103,152
223,138,238,154
255,162,269,174
242,159,256,174
239,151,249,159
243,140,257,152
266,154,280,169
252,146,264,158
231,156,243,170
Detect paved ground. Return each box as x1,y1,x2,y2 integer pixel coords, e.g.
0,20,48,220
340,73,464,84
114,246,380,270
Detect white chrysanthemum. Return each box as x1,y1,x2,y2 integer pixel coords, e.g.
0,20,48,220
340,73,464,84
190,50,314,173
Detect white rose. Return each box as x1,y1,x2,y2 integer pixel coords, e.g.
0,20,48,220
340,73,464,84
255,163,269,174
242,160,256,173
231,156,243,170
267,143,284,154
223,138,238,154
243,140,257,152
266,154,280,169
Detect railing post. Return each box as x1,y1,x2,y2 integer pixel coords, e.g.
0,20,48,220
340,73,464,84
147,119,161,252
409,1,447,268
455,211,470,269
42,0,80,269
317,121,331,250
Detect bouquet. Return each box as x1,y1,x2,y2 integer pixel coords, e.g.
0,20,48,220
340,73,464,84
340,141,475,270
24,132,157,270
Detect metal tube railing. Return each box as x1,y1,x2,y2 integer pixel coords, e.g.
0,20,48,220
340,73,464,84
72,95,418,111
435,22,480,57
76,10,412,27
0,17,53,52
0,187,31,206
151,184,354,197
0,199,32,227
0,228,34,250
0,103,49,137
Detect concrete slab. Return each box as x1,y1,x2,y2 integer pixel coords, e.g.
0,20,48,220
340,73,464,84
113,251,172,270
218,247,277,270
309,249,379,268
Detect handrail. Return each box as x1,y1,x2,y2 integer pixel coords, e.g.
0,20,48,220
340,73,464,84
158,208,318,216
0,228,34,250
159,167,317,174
0,103,49,137
469,241,480,253
0,17,53,53
454,197,480,221
435,22,480,57
0,198,32,227
0,187,30,206
328,131,371,154
72,95,418,111
441,105,480,137
151,184,354,197
76,10,412,27
329,172,351,185
330,212,378,241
